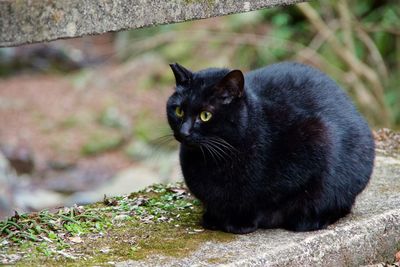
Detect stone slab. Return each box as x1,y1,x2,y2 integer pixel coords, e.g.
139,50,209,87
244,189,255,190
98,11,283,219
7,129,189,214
0,0,305,47
117,154,400,266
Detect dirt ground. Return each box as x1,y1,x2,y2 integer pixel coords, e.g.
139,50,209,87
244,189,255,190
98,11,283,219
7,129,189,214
0,34,174,196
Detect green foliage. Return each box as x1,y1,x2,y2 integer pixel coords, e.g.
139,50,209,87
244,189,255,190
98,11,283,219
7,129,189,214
0,183,233,265
0,206,108,258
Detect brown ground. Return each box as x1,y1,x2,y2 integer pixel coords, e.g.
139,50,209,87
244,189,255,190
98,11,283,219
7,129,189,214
0,34,173,190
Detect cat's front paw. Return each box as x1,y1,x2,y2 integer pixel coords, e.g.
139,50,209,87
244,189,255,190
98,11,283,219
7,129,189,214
201,212,220,230
223,223,258,234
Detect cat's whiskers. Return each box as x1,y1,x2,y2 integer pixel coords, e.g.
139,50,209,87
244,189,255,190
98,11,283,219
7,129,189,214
207,137,240,161
204,140,233,161
153,134,175,142
211,137,240,153
200,138,239,164
206,142,227,162
152,134,175,148
200,142,219,164
208,139,235,154
148,134,177,158
199,145,207,164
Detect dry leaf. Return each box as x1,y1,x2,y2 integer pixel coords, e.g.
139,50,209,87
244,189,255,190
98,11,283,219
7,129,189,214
68,236,83,244
395,250,400,262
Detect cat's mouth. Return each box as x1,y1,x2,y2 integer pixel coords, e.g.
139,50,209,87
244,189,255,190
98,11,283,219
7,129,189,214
174,134,200,147
180,139,200,148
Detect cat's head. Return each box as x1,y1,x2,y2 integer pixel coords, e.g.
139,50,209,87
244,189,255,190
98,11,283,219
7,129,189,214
166,63,246,147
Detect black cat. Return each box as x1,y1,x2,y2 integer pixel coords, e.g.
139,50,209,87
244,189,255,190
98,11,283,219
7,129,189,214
166,62,375,234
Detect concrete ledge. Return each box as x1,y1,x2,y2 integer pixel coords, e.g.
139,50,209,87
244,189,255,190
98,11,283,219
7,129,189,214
0,0,305,47
118,155,400,266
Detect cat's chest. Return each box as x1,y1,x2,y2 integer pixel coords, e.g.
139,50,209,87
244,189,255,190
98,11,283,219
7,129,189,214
179,147,257,187
179,146,265,205
181,154,237,180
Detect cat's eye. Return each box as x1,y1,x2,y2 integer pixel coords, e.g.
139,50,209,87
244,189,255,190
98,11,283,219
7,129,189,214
175,106,184,118
200,111,212,122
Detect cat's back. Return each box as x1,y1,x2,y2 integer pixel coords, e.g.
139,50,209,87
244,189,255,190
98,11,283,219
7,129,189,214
245,62,374,195
246,62,342,101
245,62,362,122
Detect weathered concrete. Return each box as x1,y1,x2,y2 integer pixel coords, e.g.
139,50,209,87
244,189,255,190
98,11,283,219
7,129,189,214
117,154,400,266
0,0,305,47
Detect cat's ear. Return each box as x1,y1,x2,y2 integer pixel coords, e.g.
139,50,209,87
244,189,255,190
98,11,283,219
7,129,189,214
169,63,193,85
214,70,244,104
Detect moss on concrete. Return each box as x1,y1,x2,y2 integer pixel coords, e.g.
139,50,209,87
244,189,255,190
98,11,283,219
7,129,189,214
0,183,235,265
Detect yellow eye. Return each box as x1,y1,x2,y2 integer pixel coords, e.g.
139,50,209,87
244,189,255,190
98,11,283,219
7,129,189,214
200,111,212,122
175,106,184,118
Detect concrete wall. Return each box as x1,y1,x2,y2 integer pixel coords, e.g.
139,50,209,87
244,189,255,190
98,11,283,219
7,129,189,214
0,0,305,47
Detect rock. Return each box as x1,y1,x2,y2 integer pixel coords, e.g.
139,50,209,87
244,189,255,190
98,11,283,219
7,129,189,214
1,144,35,175
14,188,66,211
41,166,113,194
66,151,181,205
66,164,180,205
0,44,84,74
46,159,76,171
0,150,64,216
0,151,16,219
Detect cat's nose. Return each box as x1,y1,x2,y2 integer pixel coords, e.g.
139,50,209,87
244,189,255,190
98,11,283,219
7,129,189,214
180,129,190,138
180,120,193,138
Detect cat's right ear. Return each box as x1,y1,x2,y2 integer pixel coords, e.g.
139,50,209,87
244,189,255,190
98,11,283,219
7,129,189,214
169,63,193,85
214,70,244,104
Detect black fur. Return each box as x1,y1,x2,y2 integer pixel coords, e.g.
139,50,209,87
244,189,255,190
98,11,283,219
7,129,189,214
166,62,375,234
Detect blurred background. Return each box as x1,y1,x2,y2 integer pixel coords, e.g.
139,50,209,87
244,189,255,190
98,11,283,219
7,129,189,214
0,1,399,218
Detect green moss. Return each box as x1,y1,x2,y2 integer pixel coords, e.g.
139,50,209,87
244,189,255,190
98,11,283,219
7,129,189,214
206,256,230,264
1,183,235,266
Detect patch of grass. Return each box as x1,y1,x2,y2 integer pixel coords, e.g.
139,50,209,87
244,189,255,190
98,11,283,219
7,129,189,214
81,131,124,156
0,183,235,265
57,116,80,129
98,106,130,130
0,205,110,264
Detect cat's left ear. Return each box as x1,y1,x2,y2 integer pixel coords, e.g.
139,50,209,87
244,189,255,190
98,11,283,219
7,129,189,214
169,63,193,85
215,70,244,104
